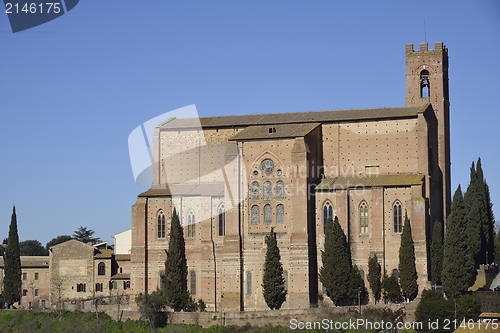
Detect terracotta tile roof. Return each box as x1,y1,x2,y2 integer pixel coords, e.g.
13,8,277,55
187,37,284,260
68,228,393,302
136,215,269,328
138,183,225,197
229,123,320,141
0,256,50,268
111,273,130,280
479,312,500,319
94,249,113,259
160,104,430,130
115,254,130,261
316,173,424,191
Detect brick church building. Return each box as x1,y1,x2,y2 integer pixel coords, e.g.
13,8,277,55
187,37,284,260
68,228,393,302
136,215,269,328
130,42,451,311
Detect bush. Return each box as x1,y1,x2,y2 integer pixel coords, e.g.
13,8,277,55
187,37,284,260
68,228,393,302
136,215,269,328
415,289,454,333
457,294,481,320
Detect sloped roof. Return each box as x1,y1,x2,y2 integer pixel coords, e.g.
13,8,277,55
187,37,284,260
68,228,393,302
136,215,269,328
111,273,130,280
138,183,225,197
94,249,113,259
115,254,130,261
316,173,424,191
229,123,320,141
0,256,50,268
160,104,430,130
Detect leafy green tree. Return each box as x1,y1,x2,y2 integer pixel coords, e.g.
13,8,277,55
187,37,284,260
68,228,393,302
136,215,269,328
45,235,72,252
367,254,382,303
261,227,287,310
73,226,101,244
381,273,403,303
3,206,22,307
430,221,444,285
319,216,351,305
135,290,166,331
415,289,454,333
19,240,47,256
163,208,189,312
347,265,367,305
398,212,418,301
442,185,476,299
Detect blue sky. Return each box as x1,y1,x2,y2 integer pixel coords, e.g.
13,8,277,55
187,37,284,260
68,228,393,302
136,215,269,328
1,1,499,246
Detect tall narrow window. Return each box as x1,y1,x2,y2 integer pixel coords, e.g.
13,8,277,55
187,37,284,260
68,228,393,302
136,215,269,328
157,210,166,238
360,202,368,234
359,269,365,282
159,271,165,290
264,181,272,201
393,201,403,234
34,272,39,280
246,272,252,294
420,70,430,98
275,181,284,200
276,204,285,223
190,271,196,295
251,181,260,200
251,205,260,224
323,202,333,233
284,271,288,292
188,211,195,238
264,204,272,224
97,262,105,276
218,204,225,236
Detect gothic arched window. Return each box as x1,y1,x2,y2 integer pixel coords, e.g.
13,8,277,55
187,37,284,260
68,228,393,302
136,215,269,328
218,204,225,236
251,205,260,224
251,181,260,201
360,202,369,234
275,181,284,200
157,210,166,238
323,202,333,233
276,204,284,224
393,201,403,234
246,271,252,295
190,271,196,295
187,211,195,238
264,204,272,224
420,70,430,98
264,181,272,201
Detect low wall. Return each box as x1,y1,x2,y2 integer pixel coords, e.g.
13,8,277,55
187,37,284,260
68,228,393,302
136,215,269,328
169,303,411,328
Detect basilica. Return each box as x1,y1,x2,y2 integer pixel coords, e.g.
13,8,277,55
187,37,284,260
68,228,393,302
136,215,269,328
130,42,451,311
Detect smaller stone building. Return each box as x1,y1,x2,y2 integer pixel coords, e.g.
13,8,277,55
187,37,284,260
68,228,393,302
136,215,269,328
0,239,131,310
0,256,50,309
48,239,131,309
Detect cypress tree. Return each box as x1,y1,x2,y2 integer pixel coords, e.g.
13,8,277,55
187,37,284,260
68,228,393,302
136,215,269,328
430,221,444,285
347,265,367,305
381,272,402,303
463,162,482,266
319,216,351,305
442,185,476,299
398,212,418,301
3,206,22,307
163,208,189,311
476,158,495,264
261,227,287,310
367,254,382,303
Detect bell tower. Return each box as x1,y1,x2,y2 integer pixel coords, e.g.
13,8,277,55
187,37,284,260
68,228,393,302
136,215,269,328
406,42,450,220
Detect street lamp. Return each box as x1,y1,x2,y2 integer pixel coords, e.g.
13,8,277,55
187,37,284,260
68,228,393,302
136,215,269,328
358,287,362,315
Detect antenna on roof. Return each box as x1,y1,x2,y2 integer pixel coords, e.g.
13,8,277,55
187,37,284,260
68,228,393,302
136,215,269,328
424,19,427,44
